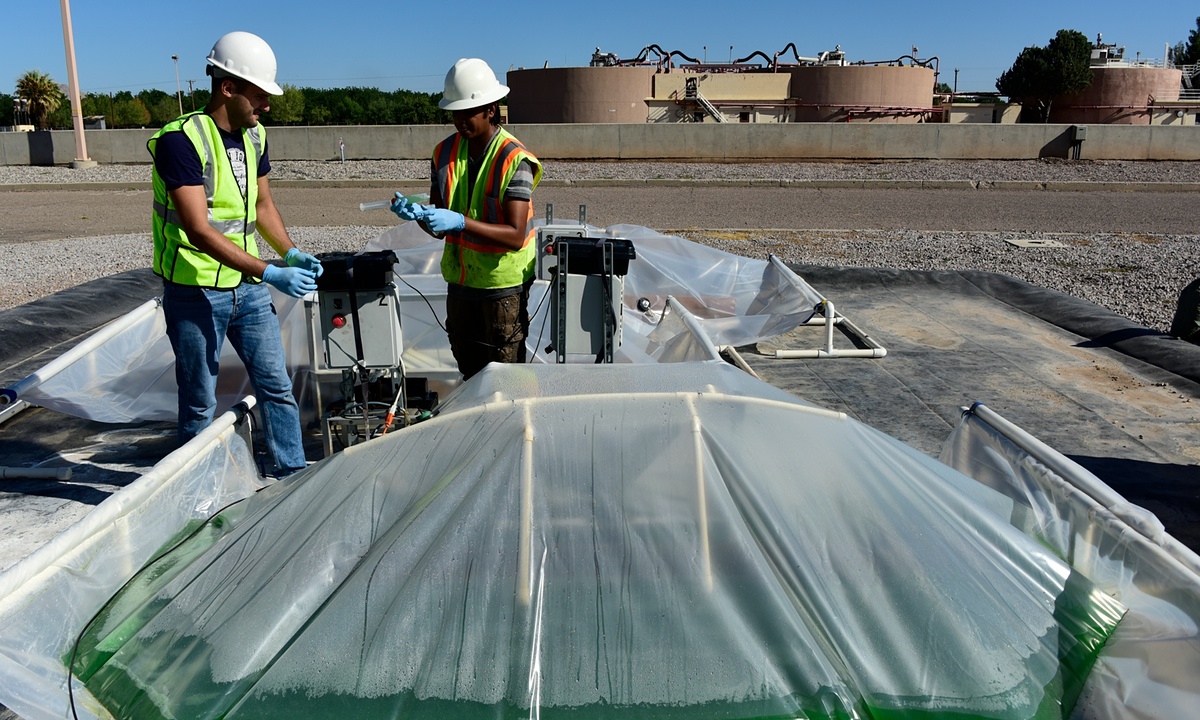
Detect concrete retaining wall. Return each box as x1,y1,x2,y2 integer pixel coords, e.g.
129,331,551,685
3,123,1198,165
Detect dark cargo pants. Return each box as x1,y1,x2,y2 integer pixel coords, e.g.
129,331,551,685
446,283,531,380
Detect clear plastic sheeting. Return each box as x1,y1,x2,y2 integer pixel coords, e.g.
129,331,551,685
70,364,1123,720
939,405,1200,720
0,401,262,720
7,222,829,424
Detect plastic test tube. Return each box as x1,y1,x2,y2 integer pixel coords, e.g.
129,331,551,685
359,194,427,211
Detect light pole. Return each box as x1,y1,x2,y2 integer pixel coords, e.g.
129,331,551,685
171,55,183,115
59,0,94,168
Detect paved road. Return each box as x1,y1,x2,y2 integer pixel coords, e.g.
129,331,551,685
3,185,1200,244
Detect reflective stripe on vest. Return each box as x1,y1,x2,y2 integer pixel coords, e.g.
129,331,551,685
433,127,542,288
148,112,263,288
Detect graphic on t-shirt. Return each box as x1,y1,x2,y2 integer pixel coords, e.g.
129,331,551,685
227,147,248,197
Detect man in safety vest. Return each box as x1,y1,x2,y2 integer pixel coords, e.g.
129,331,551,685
148,31,321,476
391,58,543,381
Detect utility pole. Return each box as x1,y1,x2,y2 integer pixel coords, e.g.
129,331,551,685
59,0,95,168
187,79,195,110
953,67,959,94
171,55,183,115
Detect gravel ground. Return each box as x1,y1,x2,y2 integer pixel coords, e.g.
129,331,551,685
5,158,1200,184
1,159,1197,332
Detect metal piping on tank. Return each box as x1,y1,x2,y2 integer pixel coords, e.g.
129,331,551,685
599,44,941,83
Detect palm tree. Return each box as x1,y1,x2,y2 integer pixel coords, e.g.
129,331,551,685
15,70,64,130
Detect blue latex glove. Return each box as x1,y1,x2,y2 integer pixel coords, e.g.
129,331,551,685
390,193,429,222
424,207,466,234
262,264,318,298
284,247,324,277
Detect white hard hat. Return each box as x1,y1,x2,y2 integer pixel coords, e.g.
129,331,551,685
439,58,509,111
206,31,283,96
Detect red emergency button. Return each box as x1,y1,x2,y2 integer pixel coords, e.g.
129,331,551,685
332,314,346,329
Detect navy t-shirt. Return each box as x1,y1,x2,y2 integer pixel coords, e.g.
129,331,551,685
154,123,271,196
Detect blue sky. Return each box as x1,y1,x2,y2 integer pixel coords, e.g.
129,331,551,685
3,1,1197,98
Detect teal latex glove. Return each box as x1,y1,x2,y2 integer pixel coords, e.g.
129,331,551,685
284,247,324,277
262,264,318,298
424,208,466,234
390,193,429,222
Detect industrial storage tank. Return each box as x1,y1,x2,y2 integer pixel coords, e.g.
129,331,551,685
788,64,936,122
506,46,939,124
507,66,656,124
1051,66,1183,124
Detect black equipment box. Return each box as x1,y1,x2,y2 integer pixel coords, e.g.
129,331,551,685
552,237,636,276
316,251,398,292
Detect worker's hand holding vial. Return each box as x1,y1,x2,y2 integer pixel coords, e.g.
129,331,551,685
390,193,428,222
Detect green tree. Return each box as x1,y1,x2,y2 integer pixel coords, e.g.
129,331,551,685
46,101,72,129
15,70,64,130
997,29,1093,122
137,89,180,126
192,88,211,111
0,92,12,126
110,92,150,128
267,84,305,125
1176,17,1200,65
80,92,109,126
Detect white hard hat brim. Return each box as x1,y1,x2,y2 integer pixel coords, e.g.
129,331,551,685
439,84,509,111
209,62,284,96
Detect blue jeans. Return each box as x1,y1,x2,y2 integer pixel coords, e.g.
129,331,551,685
162,281,306,474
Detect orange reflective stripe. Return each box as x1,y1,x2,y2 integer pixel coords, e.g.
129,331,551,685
434,136,459,209
483,138,524,222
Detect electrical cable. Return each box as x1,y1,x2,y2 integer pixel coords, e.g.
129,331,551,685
528,279,553,362
396,274,448,335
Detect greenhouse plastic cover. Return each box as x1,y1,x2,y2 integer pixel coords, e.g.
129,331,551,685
11,221,824,423
65,363,1123,719
3,225,1200,719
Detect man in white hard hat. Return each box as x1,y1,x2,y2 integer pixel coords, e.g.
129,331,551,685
147,30,321,476
392,58,543,381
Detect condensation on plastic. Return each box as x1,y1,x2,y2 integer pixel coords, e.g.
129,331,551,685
939,413,1200,720
66,363,1124,719
14,222,827,425
0,403,263,720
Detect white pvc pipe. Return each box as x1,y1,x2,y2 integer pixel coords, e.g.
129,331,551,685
518,403,534,606
464,389,848,421
964,401,1200,579
824,300,835,351
686,396,714,592
773,301,888,359
0,298,161,406
0,467,72,481
716,345,761,379
0,400,30,427
0,396,257,614
664,296,723,361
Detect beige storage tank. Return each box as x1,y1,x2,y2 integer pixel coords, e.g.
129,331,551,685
788,65,935,122
1051,66,1183,124
507,66,656,123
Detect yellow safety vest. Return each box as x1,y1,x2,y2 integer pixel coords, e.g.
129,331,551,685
148,112,263,288
433,127,542,288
